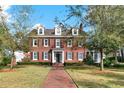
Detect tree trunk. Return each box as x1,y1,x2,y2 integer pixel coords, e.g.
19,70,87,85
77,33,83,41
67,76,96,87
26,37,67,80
100,48,104,71
121,49,124,61
115,51,118,64
10,50,15,69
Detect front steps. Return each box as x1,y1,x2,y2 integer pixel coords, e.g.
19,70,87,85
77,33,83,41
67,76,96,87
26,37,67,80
52,63,64,70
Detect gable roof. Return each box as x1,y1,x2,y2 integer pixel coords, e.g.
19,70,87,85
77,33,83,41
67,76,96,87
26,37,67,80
28,28,87,37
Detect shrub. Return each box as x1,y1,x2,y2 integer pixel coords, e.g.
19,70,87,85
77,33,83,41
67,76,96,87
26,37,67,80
17,62,51,66
21,57,30,62
64,62,83,66
113,63,124,68
0,57,11,66
85,55,94,65
117,56,124,62
103,57,116,67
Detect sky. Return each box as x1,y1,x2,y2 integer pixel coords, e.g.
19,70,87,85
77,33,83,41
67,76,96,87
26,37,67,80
31,5,68,28
6,5,70,29
4,5,88,31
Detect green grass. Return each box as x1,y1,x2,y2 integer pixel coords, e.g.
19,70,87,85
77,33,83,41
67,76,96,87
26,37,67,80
0,65,51,88
65,65,124,88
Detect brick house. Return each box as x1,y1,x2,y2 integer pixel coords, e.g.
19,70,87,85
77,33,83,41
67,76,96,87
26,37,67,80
29,24,87,64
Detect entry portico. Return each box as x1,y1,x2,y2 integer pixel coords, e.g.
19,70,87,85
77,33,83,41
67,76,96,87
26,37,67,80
52,48,64,63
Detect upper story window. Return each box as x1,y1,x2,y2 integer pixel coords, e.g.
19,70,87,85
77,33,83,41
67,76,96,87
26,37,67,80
56,39,60,48
67,39,72,47
55,27,61,35
32,39,38,47
38,27,44,35
44,39,48,47
72,29,79,36
78,41,83,47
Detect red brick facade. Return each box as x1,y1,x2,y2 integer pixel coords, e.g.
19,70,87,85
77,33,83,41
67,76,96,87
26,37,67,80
29,24,87,64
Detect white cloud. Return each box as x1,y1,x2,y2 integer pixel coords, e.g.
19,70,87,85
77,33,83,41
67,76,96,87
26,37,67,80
32,23,45,29
1,5,11,11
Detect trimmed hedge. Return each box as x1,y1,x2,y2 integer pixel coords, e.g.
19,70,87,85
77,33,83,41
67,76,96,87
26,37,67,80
64,62,84,66
113,63,124,68
17,62,51,66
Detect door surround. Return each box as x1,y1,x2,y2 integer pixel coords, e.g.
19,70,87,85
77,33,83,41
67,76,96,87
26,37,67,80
52,49,64,63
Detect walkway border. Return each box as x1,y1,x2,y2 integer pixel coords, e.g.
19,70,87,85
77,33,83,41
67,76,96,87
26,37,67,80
64,68,79,88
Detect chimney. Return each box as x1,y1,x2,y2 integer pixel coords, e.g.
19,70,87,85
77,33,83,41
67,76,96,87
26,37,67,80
79,23,83,33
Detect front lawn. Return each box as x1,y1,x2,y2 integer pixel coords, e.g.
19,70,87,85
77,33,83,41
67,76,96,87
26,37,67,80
65,65,124,88
0,65,51,88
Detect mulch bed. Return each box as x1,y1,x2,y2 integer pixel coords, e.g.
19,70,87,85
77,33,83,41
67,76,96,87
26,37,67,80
0,69,16,73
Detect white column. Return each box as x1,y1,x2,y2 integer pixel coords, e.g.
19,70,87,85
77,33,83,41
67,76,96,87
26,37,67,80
62,51,64,63
52,50,55,63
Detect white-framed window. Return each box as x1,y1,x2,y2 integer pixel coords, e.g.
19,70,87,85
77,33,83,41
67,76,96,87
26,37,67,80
44,39,48,47
67,39,72,47
78,41,83,47
56,39,60,48
43,52,48,60
55,27,61,35
32,39,38,47
38,27,44,35
33,52,38,60
78,52,83,61
67,52,72,60
72,29,79,35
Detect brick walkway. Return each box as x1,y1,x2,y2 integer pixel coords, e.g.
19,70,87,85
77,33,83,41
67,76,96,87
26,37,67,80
42,66,77,88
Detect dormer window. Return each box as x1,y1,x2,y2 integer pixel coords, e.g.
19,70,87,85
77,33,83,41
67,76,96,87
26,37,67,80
38,27,44,35
55,27,61,35
72,29,78,35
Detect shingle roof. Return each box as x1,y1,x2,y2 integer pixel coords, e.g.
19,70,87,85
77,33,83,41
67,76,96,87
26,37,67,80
28,28,87,37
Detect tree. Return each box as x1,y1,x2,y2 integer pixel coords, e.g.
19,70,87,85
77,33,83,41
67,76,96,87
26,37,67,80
87,6,124,70
0,5,34,68
65,5,124,71
0,6,11,63
7,5,34,68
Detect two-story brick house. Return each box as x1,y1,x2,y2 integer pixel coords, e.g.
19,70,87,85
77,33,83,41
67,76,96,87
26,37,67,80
29,24,87,64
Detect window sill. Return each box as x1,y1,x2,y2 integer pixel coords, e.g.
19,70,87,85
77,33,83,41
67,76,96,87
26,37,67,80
67,46,72,47
33,59,38,60
67,59,72,60
44,59,48,60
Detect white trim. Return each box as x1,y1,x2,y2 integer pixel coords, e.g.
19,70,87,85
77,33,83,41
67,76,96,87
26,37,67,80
67,52,72,60
44,39,49,47
52,50,64,63
67,39,72,47
33,52,38,60
32,39,38,47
